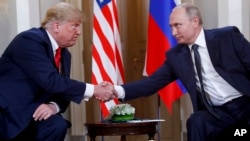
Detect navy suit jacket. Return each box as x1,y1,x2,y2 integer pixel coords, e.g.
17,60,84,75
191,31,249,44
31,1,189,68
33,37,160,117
0,27,85,140
122,26,250,113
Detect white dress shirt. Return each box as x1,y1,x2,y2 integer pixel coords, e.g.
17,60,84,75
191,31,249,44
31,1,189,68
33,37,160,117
190,29,242,105
114,29,243,106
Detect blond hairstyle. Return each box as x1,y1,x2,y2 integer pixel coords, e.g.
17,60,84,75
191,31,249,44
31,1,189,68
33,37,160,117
41,2,83,28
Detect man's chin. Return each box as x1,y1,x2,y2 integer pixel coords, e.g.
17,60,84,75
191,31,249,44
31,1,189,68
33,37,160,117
176,41,183,44
67,42,77,47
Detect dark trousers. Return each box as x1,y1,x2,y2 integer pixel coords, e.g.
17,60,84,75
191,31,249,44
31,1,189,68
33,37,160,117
187,95,250,141
8,115,71,141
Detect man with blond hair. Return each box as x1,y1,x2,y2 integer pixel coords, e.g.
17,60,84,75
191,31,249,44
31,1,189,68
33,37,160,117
0,2,113,141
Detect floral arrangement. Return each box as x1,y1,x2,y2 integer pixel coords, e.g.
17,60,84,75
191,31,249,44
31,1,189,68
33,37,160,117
110,103,135,116
110,103,135,121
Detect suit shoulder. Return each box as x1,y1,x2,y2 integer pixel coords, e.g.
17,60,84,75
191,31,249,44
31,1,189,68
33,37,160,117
166,44,185,56
18,27,43,36
16,27,48,43
206,26,240,35
167,44,184,52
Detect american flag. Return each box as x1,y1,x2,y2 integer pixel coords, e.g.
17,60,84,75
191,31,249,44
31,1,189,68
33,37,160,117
91,0,125,118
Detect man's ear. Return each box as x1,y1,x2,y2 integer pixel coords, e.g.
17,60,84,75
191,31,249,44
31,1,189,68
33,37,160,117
192,16,199,27
52,21,60,33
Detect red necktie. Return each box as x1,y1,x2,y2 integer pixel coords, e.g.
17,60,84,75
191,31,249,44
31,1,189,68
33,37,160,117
54,47,61,69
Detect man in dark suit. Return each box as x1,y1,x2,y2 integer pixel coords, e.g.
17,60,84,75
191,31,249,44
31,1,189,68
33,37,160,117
113,3,250,141
0,2,114,141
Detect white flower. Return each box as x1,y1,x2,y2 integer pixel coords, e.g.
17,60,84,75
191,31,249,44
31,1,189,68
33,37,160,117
110,103,135,116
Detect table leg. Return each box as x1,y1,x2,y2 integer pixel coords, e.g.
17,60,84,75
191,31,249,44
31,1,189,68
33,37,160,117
121,135,126,141
148,133,155,141
89,135,96,141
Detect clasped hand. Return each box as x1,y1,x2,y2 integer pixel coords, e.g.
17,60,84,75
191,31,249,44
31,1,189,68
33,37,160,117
93,81,116,102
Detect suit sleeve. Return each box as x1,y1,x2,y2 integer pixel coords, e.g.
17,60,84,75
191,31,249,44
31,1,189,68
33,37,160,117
47,95,70,113
11,30,85,104
230,26,250,72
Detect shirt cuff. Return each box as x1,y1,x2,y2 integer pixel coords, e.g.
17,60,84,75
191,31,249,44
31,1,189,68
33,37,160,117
48,101,60,113
83,83,94,101
114,85,125,99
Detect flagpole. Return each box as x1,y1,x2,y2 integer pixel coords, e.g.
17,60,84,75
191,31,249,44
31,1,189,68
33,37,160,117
100,110,104,141
157,95,161,141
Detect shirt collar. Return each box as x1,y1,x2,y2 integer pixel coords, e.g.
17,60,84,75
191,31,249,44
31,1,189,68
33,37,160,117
188,28,206,50
195,28,206,48
46,30,59,55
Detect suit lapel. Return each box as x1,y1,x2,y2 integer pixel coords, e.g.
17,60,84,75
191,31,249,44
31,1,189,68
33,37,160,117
204,29,234,85
40,28,54,61
176,45,196,90
204,30,221,67
60,49,71,77
176,45,201,111
40,28,70,77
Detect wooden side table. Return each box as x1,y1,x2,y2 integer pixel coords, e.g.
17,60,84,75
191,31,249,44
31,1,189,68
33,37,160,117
84,121,158,141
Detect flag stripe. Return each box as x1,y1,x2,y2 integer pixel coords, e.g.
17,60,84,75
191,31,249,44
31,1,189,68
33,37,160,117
93,15,115,67
92,0,124,117
146,15,170,74
112,0,125,84
92,45,113,82
92,31,117,82
150,0,177,43
144,0,186,113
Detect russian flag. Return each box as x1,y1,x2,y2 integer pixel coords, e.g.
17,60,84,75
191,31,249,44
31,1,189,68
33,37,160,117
143,0,187,113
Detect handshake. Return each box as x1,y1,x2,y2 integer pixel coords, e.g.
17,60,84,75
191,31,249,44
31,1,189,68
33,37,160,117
93,81,118,102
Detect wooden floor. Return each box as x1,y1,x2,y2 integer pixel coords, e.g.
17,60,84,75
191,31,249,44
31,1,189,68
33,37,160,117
65,133,187,141
64,134,86,141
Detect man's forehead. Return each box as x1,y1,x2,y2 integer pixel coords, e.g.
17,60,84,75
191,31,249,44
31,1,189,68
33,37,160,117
172,7,185,15
170,8,186,20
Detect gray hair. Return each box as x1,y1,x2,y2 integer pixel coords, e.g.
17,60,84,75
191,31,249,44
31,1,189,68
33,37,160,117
177,3,203,25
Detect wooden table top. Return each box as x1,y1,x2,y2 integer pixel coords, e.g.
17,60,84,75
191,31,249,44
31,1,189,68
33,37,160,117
85,120,159,136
